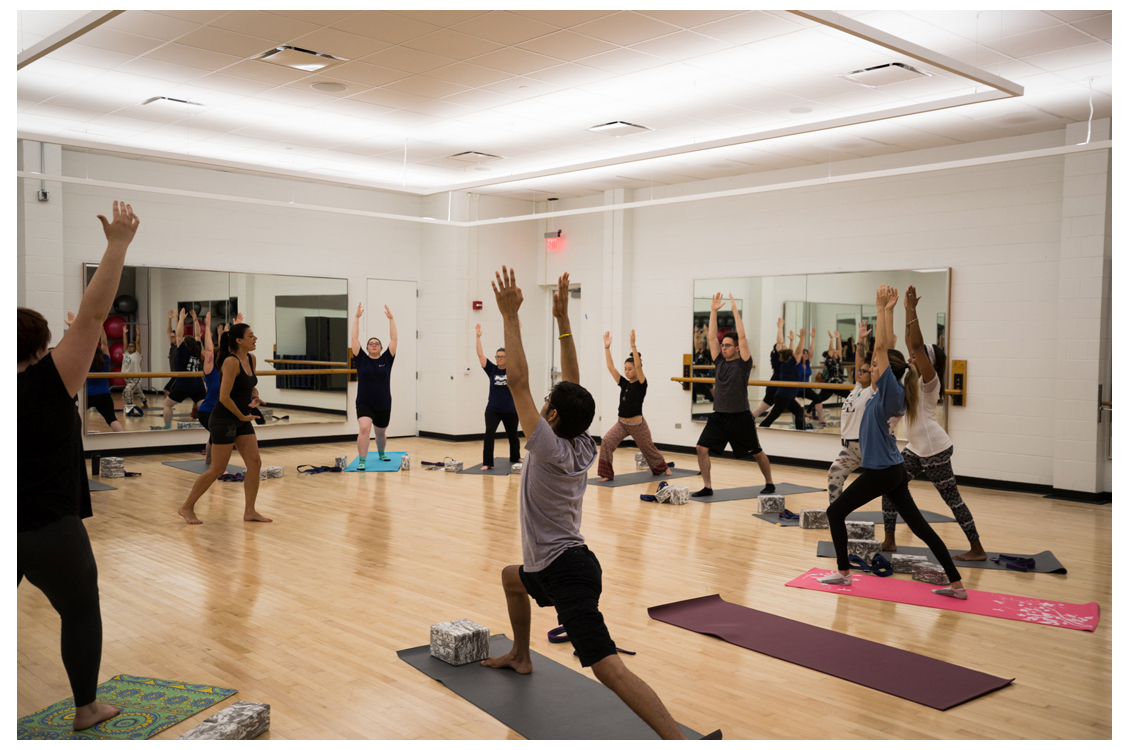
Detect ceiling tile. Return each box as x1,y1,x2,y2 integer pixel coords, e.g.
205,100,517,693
25,103,107,123
571,11,681,46
400,29,503,60
525,63,615,87
143,43,243,72
424,62,515,88
439,88,518,109
374,109,443,129
349,87,428,109
253,86,336,108
113,58,211,85
508,10,618,29
322,61,409,88
576,48,668,75
212,59,311,85
385,10,491,27
384,76,469,99
634,10,746,28
332,11,440,45
148,9,230,25
18,75,75,102
105,11,202,42
177,26,276,58
985,24,1095,58
21,58,107,83
316,98,394,119
209,10,321,44
400,99,476,119
289,27,391,60
1022,41,1112,72
1071,13,1111,42
481,76,564,98
262,9,360,26
517,30,618,62
45,43,135,69
360,46,457,74
194,73,278,96
1044,9,1109,23
629,31,732,61
450,11,559,46
693,11,804,45
471,47,561,76
76,26,166,57
44,87,140,113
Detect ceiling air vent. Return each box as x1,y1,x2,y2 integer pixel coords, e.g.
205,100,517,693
588,121,652,136
448,151,503,163
255,46,347,72
142,96,204,108
841,62,929,87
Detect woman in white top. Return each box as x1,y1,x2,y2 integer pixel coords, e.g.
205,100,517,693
826,320,874,503
880,285,985,561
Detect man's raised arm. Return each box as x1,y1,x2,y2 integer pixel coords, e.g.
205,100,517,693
553,272,579,385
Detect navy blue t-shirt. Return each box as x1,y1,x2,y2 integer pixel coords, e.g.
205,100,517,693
174,341,206,396
483,361,515,413
776,355,800,400
87,358,111,395
859,367,906,470
356,349,394,410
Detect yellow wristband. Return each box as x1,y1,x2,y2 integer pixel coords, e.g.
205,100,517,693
558,333,571,339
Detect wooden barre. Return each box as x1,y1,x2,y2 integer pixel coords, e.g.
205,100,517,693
87,369,357,378
264,359,349,366
672,376,962,397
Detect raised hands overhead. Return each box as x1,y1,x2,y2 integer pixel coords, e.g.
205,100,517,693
234,313,244,325
384,304,393,320
95,200,140,247
355,303,364,318
476,323,482,338
492,265,523,316
858,319,871,340
630,329,637,349
65,311,76,328
552,272,570,320
904,284,920,310
710,292,724,312
603,331,612,348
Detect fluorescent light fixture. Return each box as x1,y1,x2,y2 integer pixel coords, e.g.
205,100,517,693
588,121,652,136
255,46,347,72
448,151,502,163
142,96,205,108
841,62,929,87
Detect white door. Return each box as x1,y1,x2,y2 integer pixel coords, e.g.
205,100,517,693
366,278,417,438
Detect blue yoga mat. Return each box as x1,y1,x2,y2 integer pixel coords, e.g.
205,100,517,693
345,452,407,472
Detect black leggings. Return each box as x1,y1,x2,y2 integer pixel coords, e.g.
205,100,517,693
484,409,521,466
760,395,805,430
827,463,961,583
805,388,839,407
17,515,103,707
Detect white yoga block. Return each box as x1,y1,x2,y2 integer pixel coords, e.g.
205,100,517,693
847,539,882,566
800,509,829,529
912,561,949,585
845,520,875,540
335,455,348,470
656,485,690,505
267,466,284,479
177,421,196,429
511,463,523,474
892,554,928,574
258,407,273,417
100,457,125,479
259,468,269,481
757,495,785,513
430,619,490,666
400,454,411,471
177,701,270,740
634,452,647,469
444,459,463,472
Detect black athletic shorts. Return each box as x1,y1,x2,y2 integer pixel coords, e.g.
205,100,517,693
167,386,204,404
198,410,211,430
88,392,117,428
697,410,763,458
356,404,391,428
519,546,618,668
208,409,255,445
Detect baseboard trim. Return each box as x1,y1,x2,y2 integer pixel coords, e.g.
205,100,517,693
85,433,357,459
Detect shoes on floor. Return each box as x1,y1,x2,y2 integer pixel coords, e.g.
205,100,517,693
818,570,852,585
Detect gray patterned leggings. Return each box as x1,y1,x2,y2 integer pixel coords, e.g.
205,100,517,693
827,440,863,504
881,446,979,542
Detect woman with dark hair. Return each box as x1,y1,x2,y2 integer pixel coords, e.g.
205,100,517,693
596,329,671,481
880,285,986,560
804,330,845,425
760,327,807,431
818,285,966,599
85,328,123,432
475,323,521,470
350,302,398,469
195,311,234,466
161,308,206,428
177,321,270,525
18,200,139,730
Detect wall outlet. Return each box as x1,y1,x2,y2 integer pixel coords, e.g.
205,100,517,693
464,366,471,374
675,423,682,429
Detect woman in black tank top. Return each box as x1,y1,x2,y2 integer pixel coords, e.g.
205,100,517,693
177,323,273,525
595,330,672,481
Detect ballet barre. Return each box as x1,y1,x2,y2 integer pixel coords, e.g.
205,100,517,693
670,376,962,397
86,368,357,378
264,359,349,367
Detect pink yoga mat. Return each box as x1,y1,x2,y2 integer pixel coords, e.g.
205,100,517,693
786,568,1100,632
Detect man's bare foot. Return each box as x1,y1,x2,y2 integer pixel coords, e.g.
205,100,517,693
598,477,613,482
481,652,532,674
73,701,120,731
664,468,673,476
480,465,492,471
244,511,273,523
178,507,202,525
881,538,897,552
953,550,987,561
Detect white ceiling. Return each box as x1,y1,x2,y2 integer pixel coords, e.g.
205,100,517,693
16,9,1111,200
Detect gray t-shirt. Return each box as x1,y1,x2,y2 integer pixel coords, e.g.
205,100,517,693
519,417,597,572
713,353,753,413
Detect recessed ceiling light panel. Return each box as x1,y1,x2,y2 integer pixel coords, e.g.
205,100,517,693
841,62,929,87
588,121,652,136
448,151,503,163
256,46,348,72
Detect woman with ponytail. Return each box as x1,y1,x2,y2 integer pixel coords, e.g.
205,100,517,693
880,285,985,560
177,321,271,524
818,285,966,599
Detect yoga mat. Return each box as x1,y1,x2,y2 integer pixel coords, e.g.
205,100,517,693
398,634,704,739
345,452,407,472
16,674,237,740
754,509,956,526
89,480,117,492
691,483,822,503
460,459,521,476
588,467,700,487
786,568,1099,632
815,541,1067,574
163,459,245,475
648,594,1013,711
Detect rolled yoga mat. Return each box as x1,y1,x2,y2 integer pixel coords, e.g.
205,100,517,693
163,459,245,475
786,568,1099,631
398,634,705,739
815,540,1067,574
691,483,822,503
648,594,1013,711
460,459,522,476
588,467,700,487
754,509,956,526
345,452,407,472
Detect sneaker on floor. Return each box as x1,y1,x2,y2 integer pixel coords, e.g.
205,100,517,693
760,483,776,494
357,457,367,470
817,570,852,585
932,587,968,600
691,487,713,497
379,451,390,462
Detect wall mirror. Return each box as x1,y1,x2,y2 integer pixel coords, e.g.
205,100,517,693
690,269,950,438
82,264,349,435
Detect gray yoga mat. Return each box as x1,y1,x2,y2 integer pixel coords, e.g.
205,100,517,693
816,541,1067,574
459,459,521,476
163,459,245,475
754,509,956,526
691,482,822,503
89,480,117,492
398,634,704,740
588,467,700,487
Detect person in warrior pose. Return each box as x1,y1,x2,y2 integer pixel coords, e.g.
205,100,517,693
596,329,671,481
350,303,398,468
476,323,521,470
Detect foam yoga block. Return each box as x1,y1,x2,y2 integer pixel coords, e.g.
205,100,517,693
267,466,284,479
259,468,269,481
893,554,928,574
847,539,882,566
445,460,463,472
177,421,196,429
511,463,523,475
655,484,690,505
100,457,125,479
634,452,647,469
913,562,949,585
757,495,785,513
800,509,829,529
335,456,347,471
845,520,875,540
400,454,411,471
431,619,490,666
177,701,270,740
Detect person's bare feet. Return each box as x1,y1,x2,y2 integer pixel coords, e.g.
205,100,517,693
481,651,532,674
881,537,897,552
178,507,202,525
953,550,987,561
73,701,120,731
480,465,492,471
598,477,613,482
664,468,673,476
244,511,273,523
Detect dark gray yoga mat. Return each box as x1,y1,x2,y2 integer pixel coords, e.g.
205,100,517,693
754,509,956,526
588,467,700,487
163,459,245,475
816,541,1067,574
459,459,521,476
398,634,704,740
691,482,822,503
89,480,117,492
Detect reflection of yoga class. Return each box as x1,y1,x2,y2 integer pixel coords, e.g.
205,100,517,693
17,10,1110,741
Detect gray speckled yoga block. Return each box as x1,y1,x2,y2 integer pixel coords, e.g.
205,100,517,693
511,463,523,474
430,619,490,666
634,452,647,469
892,553,928,574
177,701,270,740
445,460,463,472
177,421,196,429
845,520,875,540
335,455,348,471
912,561,949,585
800,509,829,529
757,495,785,513
99,457,125,478
267,466,284,479
847,539,882,565
400,454,411,470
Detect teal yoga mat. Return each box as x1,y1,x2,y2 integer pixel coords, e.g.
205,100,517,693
345,452,407,472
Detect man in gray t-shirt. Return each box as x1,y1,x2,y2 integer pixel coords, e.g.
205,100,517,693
480,265,696,740
693,293,776,498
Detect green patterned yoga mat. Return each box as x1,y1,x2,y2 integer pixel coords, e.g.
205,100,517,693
17,674,237,740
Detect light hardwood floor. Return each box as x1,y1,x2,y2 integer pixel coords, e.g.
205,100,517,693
17,437,1111,740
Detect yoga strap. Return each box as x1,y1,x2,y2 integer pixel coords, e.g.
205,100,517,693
640,480,668,503
992,554,1035,571
848,554,894,577
547,626,636,656
778,509,800,520
298,464,341,474
123,471,142,477
218,472,245,482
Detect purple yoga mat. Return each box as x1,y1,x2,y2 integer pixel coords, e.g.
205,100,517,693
648,594,1013,711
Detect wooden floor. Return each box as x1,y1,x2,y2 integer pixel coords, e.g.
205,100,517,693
17,437,1111,740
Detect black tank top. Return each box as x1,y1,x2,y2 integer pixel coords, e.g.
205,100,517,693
217,354,257,418
617,376,648,418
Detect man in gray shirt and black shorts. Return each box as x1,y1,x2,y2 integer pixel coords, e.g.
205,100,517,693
693,293,776,497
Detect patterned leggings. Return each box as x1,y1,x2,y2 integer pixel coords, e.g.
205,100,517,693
597,417,667,480
881,446,979,542
827,441,863,504
122,379,145,407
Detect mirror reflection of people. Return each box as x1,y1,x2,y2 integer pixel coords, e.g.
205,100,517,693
751,318,785,418
693,293,775,497
804,330,844,425
83,327,123,432
178,322,271,525
120,323,147,417
760,327,807,431
476,323,521,470
826,320,873,507
351,303,398,469
163,309,177,399
161,308,205,429
18,200,139,731
596,330,671,481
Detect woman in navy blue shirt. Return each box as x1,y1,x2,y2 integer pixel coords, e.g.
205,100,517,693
475,323,521,469
818,285,966,599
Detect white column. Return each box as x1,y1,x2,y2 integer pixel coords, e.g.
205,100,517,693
601,188,634,426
